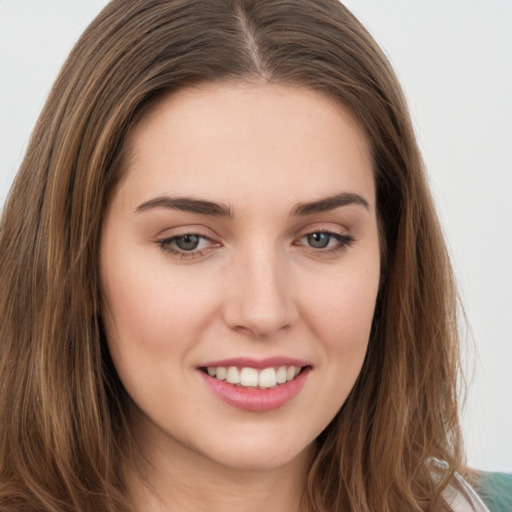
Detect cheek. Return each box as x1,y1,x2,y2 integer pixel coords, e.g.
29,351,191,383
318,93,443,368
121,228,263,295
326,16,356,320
101,247,219,347
302,265,379,345
297,256,380,399
100,264,222,415
100,263,221,409
288,266,379,436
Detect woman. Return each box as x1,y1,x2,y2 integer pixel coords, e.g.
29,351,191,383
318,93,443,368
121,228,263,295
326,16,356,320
0,0,493,510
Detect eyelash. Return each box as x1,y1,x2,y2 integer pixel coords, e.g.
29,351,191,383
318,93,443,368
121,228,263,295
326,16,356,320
296,230,355,256
157,230,355,260
158,233,217,259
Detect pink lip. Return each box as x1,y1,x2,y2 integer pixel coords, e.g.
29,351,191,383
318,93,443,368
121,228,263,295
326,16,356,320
198,366,311,412
200,357,310,369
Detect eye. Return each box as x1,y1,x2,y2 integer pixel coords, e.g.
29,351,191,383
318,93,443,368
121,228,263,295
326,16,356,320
157,233,220,259
305,232,331,249
174,234,204,251
297,230,355,253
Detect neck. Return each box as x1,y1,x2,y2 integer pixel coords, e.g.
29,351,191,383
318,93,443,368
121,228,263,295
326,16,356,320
125,423,315,512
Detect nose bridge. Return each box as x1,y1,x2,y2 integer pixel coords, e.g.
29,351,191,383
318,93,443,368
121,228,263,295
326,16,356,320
224,238,297,337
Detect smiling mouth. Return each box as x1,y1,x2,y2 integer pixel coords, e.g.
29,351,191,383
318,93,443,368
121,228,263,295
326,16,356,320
201,365,306,389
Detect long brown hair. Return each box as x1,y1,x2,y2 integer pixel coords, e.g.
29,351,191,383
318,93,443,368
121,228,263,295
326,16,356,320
0,1,465,510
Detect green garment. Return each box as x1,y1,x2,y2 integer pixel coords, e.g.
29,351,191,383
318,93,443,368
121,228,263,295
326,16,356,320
475,472,512,512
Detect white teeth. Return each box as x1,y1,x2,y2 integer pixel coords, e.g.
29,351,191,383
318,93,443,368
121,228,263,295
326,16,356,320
276,366,287,384
226,366,240,384
240,367,259,387
258,367,277,388
206,365,304,388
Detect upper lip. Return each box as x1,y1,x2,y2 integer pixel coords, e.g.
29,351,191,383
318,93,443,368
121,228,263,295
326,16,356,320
198,357,311,369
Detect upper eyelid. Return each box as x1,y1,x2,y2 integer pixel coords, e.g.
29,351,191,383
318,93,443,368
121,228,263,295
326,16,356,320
155,219,354,241
157,225,351,241
294,222,352,238
159,233,218,248
299,226,348,235
156,225,219,240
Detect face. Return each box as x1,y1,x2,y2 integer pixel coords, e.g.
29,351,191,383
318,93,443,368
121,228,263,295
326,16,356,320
100,83,380,472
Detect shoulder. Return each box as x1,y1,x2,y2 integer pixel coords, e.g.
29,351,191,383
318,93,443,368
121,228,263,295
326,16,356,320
441,473,490,512
473,471,512,512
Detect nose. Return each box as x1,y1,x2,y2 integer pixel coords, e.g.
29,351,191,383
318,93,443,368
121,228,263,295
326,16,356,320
222,245,298,338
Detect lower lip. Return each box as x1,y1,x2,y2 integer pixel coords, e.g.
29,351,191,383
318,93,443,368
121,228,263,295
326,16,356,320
198,368,310,412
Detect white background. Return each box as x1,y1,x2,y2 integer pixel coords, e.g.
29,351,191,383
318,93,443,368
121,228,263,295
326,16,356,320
0,1,510,472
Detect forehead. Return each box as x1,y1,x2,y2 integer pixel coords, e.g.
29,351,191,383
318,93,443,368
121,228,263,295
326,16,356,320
117,82,375,213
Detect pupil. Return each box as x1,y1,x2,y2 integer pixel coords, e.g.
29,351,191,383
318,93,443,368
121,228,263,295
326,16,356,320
176,235,200,251
307,232,329,249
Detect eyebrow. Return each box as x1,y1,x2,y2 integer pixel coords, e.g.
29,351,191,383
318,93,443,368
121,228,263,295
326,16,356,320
135,196,233,217
290,192,370,216
135,191,370,218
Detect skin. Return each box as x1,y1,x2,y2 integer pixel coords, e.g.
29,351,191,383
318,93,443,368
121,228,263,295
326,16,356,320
100,82,381,512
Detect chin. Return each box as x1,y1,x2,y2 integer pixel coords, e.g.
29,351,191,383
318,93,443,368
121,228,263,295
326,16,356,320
190,428,317,472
